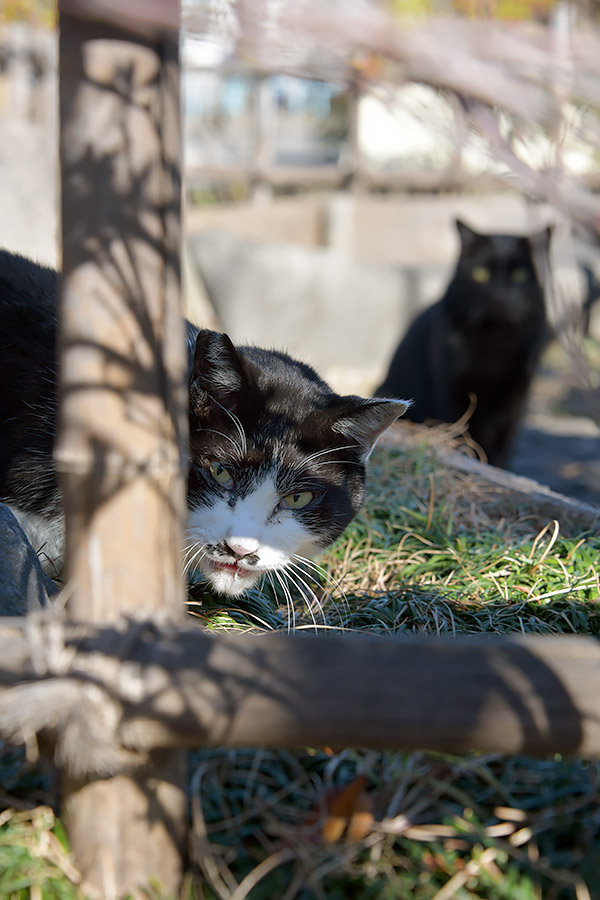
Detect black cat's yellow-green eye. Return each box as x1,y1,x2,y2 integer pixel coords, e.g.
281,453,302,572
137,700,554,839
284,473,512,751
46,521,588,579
281,491,314,510
471,266,491,283
511,266,531,285
208,461,234,488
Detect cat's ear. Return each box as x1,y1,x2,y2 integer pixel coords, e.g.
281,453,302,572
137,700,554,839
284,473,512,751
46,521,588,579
455,219,479,248
331,397,410,462
190,330,248,413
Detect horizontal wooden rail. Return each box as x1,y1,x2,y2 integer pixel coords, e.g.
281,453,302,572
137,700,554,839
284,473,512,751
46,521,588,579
0,617,599,769
184,163,508,194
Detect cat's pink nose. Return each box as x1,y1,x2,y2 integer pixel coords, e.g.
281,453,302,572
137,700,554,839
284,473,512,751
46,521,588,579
225,537,259,559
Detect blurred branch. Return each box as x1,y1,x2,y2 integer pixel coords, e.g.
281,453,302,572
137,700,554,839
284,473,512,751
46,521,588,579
184,2,600,233
61,0,179,36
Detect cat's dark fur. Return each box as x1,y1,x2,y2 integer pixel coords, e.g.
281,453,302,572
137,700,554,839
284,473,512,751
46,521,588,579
376,220,551,466
0,249,407,596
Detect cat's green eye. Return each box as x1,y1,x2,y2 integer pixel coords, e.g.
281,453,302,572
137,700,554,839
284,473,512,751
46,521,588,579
208,461,234,488
281,491,314,510
471,266,491,283
511,266,531,285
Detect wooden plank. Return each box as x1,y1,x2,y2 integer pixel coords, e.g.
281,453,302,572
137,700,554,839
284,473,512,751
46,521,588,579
57,13,187,620
1,622,600,758
184,162,505,193
57,2,187,895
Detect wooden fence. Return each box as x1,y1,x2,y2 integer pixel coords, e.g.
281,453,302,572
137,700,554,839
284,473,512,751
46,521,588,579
0,4,599,898
3,621,600,759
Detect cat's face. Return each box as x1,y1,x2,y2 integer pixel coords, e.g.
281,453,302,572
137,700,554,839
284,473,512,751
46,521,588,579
450,219,550,325
185,330,407,596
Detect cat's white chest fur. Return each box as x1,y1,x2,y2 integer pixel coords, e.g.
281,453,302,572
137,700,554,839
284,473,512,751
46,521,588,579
186,474,322,596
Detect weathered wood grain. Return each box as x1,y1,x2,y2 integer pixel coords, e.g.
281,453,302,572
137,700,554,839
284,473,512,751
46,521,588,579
1,620,600,758
56,3,186,896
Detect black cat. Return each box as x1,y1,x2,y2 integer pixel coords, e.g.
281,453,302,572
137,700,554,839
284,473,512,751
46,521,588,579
376,220,551,466
0,249,407,596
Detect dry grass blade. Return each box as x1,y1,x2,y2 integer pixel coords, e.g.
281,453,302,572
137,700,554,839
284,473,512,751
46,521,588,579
182,437,600,897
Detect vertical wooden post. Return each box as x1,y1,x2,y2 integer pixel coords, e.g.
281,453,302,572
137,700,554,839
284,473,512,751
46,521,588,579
252,73,275,203
57,4,187,895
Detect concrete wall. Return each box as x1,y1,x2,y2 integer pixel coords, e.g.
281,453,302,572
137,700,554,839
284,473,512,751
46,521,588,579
185,192,551,266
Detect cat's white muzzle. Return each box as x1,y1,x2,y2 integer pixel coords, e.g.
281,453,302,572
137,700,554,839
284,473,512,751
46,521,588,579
203,557,262,596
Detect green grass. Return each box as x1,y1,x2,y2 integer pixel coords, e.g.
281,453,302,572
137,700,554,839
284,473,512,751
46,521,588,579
0,807,80,900
2,440,600,899
189,441,600,639
183,442,600,900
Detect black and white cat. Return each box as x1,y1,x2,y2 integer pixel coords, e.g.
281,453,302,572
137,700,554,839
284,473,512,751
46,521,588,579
376,220,551,466
0,250,407,597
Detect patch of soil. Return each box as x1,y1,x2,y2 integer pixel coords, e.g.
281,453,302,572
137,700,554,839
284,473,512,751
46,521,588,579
507,349,600,508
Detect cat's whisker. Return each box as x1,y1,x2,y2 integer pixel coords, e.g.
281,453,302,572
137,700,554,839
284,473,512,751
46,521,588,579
283,564,325,631
302,443,360,464
265,570,299,633
265,571,282,627
197,428,245,460
281,573,300,635
280,563,313,606
211,397,248,457
292,554,352,623
182,539,209,576
292,553,341,591
298,443,361,471
265,570,277,598
273,568,296,633
183,553,201,577
182,537,202,563
183,547,204,574
310,459,361,469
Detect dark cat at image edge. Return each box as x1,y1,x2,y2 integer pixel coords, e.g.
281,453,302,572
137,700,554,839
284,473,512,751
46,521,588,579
376,219,552,467
0,249,407,597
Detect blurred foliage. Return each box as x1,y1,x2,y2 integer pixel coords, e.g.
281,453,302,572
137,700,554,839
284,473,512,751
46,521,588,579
0,0,56,28
453,0,556,18
0,0,567,30
389,0,564,20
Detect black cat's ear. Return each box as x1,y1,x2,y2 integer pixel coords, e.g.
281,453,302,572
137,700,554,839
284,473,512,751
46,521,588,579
190,330,248,413
455,219,479,248
331,397,410,462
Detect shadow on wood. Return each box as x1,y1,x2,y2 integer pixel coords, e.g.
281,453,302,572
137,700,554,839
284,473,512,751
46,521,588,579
57,3,187,896
0,619,597,760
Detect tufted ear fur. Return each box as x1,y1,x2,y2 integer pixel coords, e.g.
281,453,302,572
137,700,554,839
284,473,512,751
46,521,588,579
330,397,409,461
189,330,249,415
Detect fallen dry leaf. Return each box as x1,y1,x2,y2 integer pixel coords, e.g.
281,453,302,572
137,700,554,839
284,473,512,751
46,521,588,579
320,775,375,844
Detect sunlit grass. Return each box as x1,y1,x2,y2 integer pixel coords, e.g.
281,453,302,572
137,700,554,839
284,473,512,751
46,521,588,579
0,807,80,900
186,440,600,900
3,439,600,899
